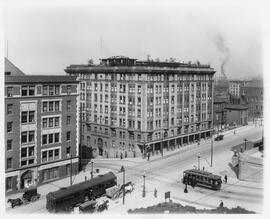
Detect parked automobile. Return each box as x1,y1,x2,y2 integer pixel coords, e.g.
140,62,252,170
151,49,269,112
215,135,224,141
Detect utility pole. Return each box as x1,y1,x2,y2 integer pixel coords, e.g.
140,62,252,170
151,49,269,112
79,106,82,171
244,138,248,151
197,154,201,170
142,173,146,197
70,156,73,186
122,166,125,205
210,138,213,167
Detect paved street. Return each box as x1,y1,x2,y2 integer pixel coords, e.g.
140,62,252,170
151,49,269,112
6,123,263,213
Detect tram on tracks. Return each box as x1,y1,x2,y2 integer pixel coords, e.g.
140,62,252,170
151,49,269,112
46,172,117,213
182,169,222,190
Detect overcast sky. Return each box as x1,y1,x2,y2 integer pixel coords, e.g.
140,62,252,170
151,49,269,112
3,0,263,79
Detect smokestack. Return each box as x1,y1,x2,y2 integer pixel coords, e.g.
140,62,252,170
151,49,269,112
214,34,230,77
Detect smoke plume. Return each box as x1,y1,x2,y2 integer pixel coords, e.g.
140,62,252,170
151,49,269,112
214,34,230,77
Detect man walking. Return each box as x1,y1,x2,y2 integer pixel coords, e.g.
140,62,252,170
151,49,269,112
224,175,227,184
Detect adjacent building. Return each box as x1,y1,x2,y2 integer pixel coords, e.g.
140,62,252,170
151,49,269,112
240,80,263,120
228,80,249,97
65,56,216,159
224,105,248,126
5,72,79,194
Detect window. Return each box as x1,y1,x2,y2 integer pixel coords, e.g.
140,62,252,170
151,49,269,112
43,85,48,95
49,102,54,111
55,85,60,95
21,112,28,123
55,101,60,111
49,85,54,95
67,85,71,94
42,135,47,145
29,86,35,96
66,116,71,125
7,122,12,133
55,117,60,127
7,87,13,97
29,111,35,122
21,132,27,143
7,158,12,169
55,133,59,143
67,100,71,111
28,131,35,142
66,131,71,141
43,102,48,112
42,118,47,128
66,147,71,156
49,134,54,144
49,118,54,127
7,140,12,151
7,104,13,115
22,86,28,96
21,147,27,158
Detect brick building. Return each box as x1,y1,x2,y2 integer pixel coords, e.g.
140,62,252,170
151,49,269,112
65,56,215,159
224,105,248,126
5,73,79,194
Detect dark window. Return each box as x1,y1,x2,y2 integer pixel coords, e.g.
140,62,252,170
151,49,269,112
66,131,71,141
7,158,12,169
28,131,35,142
55,85,60,95
66,147,71,156
7,122,12,132
21,160,27,166
21,132,27,143
49,101,54,111
49,150,53,161
67,85,71,94
21,112,28,123
55,133,59,143
7,104,13,115
42,118,47,128
6,177,12,191
29,146,34,156
7,140,12,151
29,111,35,122
42,135,47,145
29,86,35,96
42,151,47,162
28,159,34,165
49,85,54,95
49,118,54,127
21,148,27,158
21,86,28,96
49,134,53,144
55,149,59,159
55,117,60,127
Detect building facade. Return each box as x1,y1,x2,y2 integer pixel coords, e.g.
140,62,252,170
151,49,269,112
224,105,248,126
65,56,215,159
5,75,79,194
228,80,249,97
240,80,263,120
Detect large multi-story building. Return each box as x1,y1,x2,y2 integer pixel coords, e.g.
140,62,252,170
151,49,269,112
5,70,79,194
65,56,215,159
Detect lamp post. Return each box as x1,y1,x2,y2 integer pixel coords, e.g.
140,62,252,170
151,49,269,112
197,153,201,170
142,172,146,197
122,166,125,205
91,161,94,179
244,138,248,151
210,137,213,167
67,155,73,186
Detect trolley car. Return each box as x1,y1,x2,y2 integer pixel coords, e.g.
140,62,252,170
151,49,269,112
182,169,222,190
46,172,116,213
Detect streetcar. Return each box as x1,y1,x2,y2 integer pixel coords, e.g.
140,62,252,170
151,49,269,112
182,169,222,190
46,172,117,213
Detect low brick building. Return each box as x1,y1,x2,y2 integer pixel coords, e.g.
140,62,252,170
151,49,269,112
224,105,248,126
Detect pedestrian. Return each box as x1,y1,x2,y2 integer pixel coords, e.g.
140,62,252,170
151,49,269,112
154,188,157,198
184,184,188,193
224,175,227,184
219,200,224,208
85,176,87,181
147,152,150,161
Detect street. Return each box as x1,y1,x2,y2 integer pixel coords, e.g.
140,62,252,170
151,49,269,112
6,124,263,213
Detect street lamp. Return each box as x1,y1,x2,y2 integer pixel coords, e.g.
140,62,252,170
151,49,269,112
142,172,146,197
122,166,125,205
210,137,213,167
197,153,201,170
67,154,73,186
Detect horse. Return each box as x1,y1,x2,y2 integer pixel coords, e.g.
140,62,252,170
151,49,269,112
97,200,109,212
7,198,23,208
124,182,134,194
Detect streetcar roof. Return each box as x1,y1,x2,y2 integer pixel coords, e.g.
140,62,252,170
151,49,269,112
47,172,116,200
183,169,221,180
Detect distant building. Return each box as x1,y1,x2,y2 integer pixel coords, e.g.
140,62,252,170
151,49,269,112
5,58,25,76
213,99,227,131
65,56,216,159
240,80,263,120
5,75,79,194
228,80,249,97
224,105,248,126
214,75,229,101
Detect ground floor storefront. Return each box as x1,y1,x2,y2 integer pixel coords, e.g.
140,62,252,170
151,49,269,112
5,158,79,195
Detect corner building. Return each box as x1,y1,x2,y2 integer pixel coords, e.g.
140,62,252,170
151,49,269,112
65,56,215,159
5,75,79,194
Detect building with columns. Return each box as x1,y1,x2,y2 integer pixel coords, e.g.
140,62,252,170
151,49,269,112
5,70,79,194
65,56,215,159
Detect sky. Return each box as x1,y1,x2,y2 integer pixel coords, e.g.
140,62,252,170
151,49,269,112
2,0,263,79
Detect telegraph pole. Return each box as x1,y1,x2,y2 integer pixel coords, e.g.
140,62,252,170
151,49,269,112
142,173,146,197
91,161,94,179
70,156,73,186
122,166,125,205
197,154,201,170
210,138,213,167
